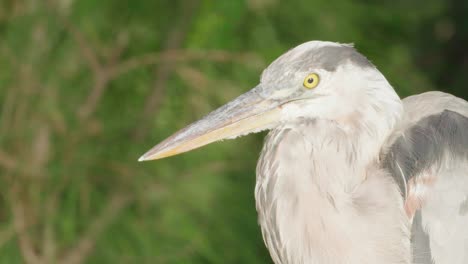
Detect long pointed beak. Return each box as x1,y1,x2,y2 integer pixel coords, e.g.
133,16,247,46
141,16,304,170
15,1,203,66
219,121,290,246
139,86,281,161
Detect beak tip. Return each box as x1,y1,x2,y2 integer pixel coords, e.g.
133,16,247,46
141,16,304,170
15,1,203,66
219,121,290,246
138,154,148,162
138,147,166,162
138,149,157,162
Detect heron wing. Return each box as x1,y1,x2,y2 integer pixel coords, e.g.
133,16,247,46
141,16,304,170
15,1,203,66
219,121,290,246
382,91,468,264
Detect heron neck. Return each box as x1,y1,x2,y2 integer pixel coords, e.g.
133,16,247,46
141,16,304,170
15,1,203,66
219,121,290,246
255,90,408,263
308,86,402,185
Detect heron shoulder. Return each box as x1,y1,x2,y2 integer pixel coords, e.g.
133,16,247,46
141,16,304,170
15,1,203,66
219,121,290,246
382,92,468,189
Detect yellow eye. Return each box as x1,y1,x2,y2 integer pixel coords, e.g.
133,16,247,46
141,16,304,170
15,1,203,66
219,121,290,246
303,73,320,89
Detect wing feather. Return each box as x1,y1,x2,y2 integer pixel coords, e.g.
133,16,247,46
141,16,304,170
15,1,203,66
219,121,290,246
382,91,468,264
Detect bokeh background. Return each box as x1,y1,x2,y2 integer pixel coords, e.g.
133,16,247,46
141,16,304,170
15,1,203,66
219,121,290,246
0,0,467,263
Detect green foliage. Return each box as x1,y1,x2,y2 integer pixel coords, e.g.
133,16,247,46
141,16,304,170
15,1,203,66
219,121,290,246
0,0,466,263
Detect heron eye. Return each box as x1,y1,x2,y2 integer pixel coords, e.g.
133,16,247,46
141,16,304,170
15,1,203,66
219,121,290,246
303,73,320,89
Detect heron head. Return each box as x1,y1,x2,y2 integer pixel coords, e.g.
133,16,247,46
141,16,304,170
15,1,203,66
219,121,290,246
139,41,397,161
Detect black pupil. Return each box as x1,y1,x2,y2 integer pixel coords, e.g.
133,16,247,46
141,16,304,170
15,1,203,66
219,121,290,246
307,77,314,84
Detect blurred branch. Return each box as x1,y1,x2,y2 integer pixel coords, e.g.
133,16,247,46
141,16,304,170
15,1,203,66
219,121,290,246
9,185,41,264
61,17,101,74
0,0,28,23
41,192,59,263
58,14,128,121
110,50,260,79
131,0,200,141
0,44,37,140
29,124,51,177
56,7,262,126
59,193,132,264
76,34,129,120
0,4,265,263
60,16,110,120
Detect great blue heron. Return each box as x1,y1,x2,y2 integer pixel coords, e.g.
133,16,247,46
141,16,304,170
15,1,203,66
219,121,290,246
139,41,468,264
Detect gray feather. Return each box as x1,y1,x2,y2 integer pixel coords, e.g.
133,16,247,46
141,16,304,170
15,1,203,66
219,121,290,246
261,42,375,88
382,110,468,195
307,44,374,71
411,211,433,264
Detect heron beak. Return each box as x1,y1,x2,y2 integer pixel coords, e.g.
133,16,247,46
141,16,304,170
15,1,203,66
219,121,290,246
138,86,281,161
